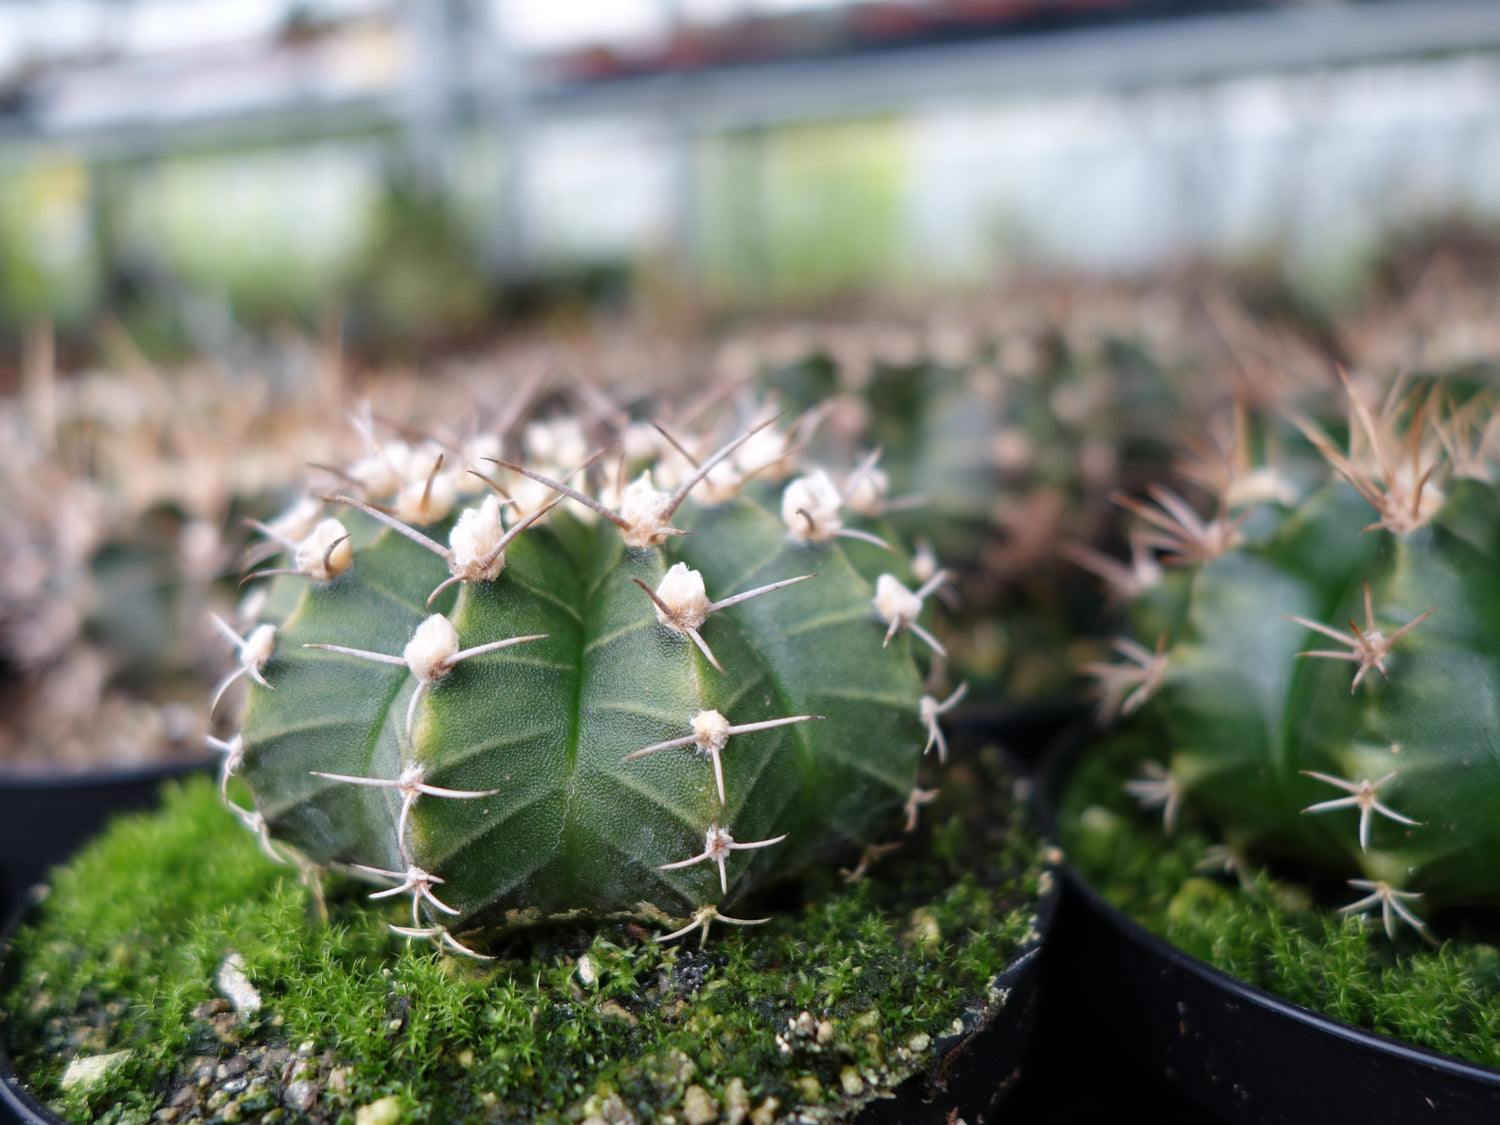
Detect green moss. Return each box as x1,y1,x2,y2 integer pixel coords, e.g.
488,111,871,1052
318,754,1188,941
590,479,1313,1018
1,747,1044,1124
1060,728,1500,1071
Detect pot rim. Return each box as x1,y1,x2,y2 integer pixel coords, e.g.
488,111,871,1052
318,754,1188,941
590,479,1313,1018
1,888,65,1125
1038,719,1500,1089
0,755,219,792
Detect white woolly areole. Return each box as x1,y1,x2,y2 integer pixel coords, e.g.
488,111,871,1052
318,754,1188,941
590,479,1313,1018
918,694,942,726
911,540,938,585
405,614,460,683
699,460,744,505
873,574,923,629
693,709,732,754
370,440,444,497
735,426,792,479
622,421,662,464
620,471,675,547
525,418,587,472
393,470,459,526
844,466,889,517
243,624,276,670
392,442,449,484
649,449,696,493
656,563,711,631
1226,466,1300,510
782,470,844,542
449,495,508,579
236,585,269,626
703,823,735,857
510,475,557,521
462,434,504,487
295,518,353,580
347,452,402,499
269,496,324,543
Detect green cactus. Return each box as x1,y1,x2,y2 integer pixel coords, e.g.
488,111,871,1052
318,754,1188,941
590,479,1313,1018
1086,375,1500,937
220,415,953,955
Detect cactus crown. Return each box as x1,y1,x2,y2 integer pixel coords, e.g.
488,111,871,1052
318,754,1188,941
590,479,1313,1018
214,399,954,956
1085,373,1500,939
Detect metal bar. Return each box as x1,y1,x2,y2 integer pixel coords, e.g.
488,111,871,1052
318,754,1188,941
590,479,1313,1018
5,0,1498,160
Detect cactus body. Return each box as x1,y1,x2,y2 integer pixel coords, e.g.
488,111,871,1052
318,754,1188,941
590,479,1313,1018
232,438,936,947
1095,381,1500,928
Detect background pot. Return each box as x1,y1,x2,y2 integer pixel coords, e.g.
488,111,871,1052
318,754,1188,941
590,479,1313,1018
1037,724,1500,1124
854,926,1050,1123
0,758,213,920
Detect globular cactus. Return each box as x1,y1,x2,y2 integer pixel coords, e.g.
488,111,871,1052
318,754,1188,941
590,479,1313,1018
1084,374,1500,939
719,298,1219,703
217,411,956,956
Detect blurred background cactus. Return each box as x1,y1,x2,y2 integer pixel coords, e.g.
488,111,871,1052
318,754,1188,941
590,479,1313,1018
1082,352,1500,933
0,322,347,772
707,276,1341,705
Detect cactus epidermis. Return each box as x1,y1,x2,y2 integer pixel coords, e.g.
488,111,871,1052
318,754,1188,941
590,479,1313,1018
222,415,947,954
1088,376,1500,938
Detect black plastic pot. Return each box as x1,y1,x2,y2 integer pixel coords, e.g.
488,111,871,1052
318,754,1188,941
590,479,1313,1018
0,888,1058,1125
1,890,56,1125
1039,724,1500,1124
0,728,1060,1125
854,913,1053,1124
0,757,215,922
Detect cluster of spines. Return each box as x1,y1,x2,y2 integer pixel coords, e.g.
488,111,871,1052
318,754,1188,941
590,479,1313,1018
1077,376,1499,940
207,398,963,955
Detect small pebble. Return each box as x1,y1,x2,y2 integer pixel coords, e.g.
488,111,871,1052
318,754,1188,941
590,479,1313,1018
209,1013,241,1043
216,954,262,1017
356,1094,405,1125
597,1092,637,1125
683,1084,718,1125
285,1078,319,1114
600,1001,638,1026
60,1051,130,1093
723,1077,750,1125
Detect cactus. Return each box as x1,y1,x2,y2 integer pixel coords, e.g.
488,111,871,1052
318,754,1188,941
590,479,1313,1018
222,411,953,954
1086,373,1500,937
717,299,1229,706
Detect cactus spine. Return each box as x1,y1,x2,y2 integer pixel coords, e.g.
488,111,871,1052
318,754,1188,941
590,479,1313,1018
1087,376,1500,937
219,410,951,954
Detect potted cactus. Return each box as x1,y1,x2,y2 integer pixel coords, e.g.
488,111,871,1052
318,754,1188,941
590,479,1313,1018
1050,370,1500,1117
0,400,1053,1124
